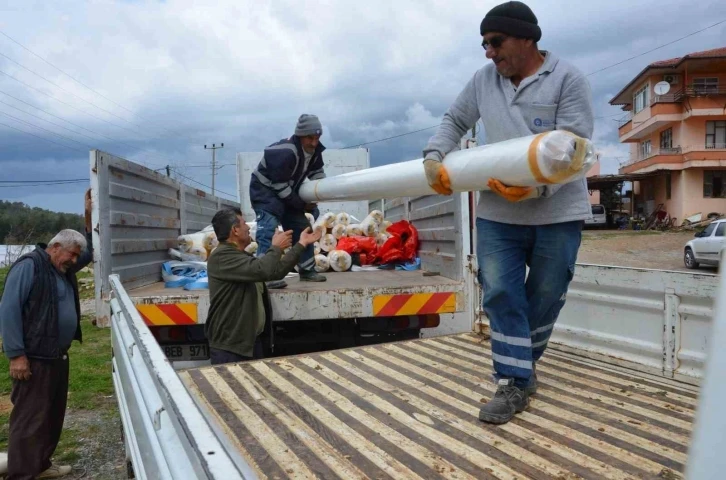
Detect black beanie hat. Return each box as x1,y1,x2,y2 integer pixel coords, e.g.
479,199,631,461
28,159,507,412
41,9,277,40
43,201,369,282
480,1,541,42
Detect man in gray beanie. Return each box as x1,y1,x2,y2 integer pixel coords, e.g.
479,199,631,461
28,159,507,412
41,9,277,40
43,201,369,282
250,114,327,286
422,1,594,424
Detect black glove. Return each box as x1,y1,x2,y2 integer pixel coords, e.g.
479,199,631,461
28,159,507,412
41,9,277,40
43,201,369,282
287,193,306,211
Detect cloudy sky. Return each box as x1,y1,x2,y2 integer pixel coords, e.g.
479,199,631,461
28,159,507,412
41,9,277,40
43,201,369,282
1,0,725,213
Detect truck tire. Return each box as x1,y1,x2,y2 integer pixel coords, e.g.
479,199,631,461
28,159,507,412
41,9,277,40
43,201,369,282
684,248,699,269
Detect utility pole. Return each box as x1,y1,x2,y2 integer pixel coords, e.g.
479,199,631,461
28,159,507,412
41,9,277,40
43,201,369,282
204,143,224,195
165,165,171,177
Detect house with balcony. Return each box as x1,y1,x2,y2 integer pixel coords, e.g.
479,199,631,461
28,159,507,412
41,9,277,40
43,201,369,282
610,47,726,223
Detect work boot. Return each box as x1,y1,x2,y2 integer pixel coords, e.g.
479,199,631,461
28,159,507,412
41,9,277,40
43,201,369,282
265,280,288,289
524,364,538,396
478,378,529,424
300,270,326,282
37,464,72,479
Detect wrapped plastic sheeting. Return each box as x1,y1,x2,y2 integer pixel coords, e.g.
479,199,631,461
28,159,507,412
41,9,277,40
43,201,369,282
380,220,392,233
299,131,597,201
314,242,321,256
329,250,352,272
335,212,350,226
314,254,330,273
346,224,363,236
320,233,338,252
331,224,347,240
245,242,258,254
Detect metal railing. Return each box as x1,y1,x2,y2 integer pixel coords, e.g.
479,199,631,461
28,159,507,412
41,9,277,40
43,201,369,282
619,144,726,167
651,85,726,105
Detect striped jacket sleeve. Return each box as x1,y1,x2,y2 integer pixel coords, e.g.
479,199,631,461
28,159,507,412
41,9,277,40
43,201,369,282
254,143,298,200
307,154,326,180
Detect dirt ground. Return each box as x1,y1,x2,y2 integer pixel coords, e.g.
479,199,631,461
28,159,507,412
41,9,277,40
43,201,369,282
577,228,717,272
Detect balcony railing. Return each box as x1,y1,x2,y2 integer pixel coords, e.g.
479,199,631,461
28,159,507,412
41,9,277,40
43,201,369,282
651,85,726,104
619,144,726,168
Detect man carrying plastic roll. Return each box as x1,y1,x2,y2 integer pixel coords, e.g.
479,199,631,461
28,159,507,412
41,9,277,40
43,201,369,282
250,114,328,288
422,1,594,424
206,207,321,365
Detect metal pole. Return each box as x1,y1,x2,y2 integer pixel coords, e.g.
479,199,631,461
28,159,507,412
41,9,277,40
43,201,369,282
204,143,224,196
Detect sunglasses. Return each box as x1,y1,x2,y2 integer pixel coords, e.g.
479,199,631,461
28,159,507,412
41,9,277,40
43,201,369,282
481,35,508,50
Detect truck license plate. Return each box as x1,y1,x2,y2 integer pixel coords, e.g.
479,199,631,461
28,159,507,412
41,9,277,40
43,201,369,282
163,344,209,361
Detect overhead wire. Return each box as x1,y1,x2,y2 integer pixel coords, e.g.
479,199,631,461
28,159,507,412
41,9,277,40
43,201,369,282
0,29,182,138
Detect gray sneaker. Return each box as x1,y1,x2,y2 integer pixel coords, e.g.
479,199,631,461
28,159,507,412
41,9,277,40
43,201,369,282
300,271,326,282
479,378,529,424
524,364,538,396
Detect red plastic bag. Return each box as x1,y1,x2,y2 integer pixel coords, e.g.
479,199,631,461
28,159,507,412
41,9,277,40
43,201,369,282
375,220,419,264
336,236,378,255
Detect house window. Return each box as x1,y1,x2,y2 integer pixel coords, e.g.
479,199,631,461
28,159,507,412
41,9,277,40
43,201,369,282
660,128,672,150
706,121,726,149
693,77,719,94
634,85,649,113
704,170,726,198
640,140,652,159
666,173,671,200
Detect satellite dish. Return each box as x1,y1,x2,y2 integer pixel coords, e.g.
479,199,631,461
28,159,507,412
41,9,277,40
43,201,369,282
654,81,671,96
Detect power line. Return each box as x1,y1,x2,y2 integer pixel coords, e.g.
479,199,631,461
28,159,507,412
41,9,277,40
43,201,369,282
342,125,439,149
0,120,87,154
0,28,180,138
0,67,153,139
0,109,93,149
169,168,236,199
0,181,87,188
0,89,190,167
586,19,726,77
0,51,147,129
0,178,88,183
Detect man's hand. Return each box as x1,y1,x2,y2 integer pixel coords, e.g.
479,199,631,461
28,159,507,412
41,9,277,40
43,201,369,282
298,227,322,247
423,159,453,195
487,178,538,202
84,188,92,232
271,229,293,250
9,355,31,381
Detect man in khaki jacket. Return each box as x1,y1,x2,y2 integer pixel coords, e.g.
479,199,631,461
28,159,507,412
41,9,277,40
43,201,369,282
206,207,320,364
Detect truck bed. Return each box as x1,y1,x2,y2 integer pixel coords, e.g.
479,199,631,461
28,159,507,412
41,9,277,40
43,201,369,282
128,270,465,322
179,332,696,479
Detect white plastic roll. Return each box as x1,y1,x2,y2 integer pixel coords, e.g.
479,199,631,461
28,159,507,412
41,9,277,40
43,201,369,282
313,212,336,231
368,210,384,224
320,233,338,252
305,213,315,227
329,250,352,272
335,212,351,226
360,217,378,237
347,224,363,236
380,220,392,233
331,224,347,240
178,232,206,253
187,245,208,261
245,241,258,254
299,131,596,201
314,242,321,256
203,232,218,253
376,233,390,247
314,254,330,273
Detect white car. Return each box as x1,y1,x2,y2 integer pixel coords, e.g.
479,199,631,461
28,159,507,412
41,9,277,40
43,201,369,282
684,220,726,269
585,204,607,228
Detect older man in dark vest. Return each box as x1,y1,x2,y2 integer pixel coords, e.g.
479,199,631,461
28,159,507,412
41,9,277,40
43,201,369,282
0,190,93,479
